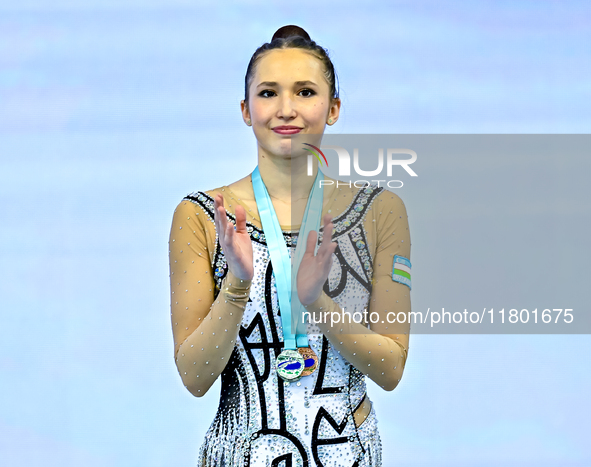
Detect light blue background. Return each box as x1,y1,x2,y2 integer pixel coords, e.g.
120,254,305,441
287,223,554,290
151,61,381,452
1,1,590,466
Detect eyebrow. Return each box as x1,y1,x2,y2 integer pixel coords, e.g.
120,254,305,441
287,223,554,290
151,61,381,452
256,80,319,88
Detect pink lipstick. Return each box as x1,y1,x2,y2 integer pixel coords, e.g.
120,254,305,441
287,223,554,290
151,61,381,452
272,125,302,135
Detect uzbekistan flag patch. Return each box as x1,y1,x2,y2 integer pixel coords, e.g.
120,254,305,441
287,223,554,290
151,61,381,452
392,255,411,289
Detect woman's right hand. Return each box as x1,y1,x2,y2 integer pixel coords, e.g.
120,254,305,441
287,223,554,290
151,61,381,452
213,193,254,281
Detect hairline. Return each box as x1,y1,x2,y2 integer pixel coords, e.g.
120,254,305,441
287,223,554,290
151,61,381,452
245,47,336,106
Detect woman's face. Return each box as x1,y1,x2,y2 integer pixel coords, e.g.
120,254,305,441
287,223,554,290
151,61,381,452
241,48,340,159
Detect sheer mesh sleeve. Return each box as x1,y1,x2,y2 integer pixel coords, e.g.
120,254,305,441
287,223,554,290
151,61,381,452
169,199,216,359
169,195,252,396
367,190,412,368
301,187,412,390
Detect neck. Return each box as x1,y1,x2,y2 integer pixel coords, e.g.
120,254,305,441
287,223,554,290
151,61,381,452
256,146,318,202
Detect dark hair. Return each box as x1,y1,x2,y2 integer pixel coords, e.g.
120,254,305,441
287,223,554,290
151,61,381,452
243,25,339,105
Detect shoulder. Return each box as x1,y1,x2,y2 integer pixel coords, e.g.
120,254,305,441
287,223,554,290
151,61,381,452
373,187,408,215
178,187,222,211
362,187,409,242
171,189,220,226
326,181,392,236
174,180,245,225
345,182,404,215
186,183,243,210
181,173,252,207
372,188,411,251
371,189,409,238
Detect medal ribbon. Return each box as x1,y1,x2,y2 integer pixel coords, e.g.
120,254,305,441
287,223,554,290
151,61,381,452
252,165,324,350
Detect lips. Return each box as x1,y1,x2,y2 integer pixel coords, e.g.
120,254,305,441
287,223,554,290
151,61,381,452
272,125,302,135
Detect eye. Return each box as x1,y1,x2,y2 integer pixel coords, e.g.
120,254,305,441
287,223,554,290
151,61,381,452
298,88,316,98
258,89,276,98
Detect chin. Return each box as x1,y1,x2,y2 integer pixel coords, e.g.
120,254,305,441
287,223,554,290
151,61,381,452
269,139,296,159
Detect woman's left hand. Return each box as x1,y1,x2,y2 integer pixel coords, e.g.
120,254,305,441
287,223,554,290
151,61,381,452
297,213,338,305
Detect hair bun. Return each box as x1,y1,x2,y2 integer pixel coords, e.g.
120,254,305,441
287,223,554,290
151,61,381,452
272,25,311,41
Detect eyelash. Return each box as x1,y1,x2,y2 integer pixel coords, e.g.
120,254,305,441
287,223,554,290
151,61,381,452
258,88,317,98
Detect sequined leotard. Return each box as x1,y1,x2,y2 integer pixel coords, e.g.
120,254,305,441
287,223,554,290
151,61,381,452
169,177,411,467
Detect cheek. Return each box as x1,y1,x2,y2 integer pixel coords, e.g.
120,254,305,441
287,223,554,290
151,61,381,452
249,101,270,122
309,102,328,123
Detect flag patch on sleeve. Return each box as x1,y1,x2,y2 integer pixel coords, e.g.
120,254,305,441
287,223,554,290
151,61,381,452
392,255,411,289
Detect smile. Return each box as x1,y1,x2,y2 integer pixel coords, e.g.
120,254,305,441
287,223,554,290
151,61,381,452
272,126,302,135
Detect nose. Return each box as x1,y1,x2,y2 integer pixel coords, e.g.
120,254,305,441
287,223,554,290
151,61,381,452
277,92,297,120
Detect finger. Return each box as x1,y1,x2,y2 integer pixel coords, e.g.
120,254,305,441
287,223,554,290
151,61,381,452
225,216,235,243
214,195,229,249
213,195,221,233
322,214,333,239
235,204,248,234
217,201,228,237
318,217,334,254
214,193,223,209
324,214,336,248
318,235,335,260
330,240,338,254
304,229,318,257
320,237,337,262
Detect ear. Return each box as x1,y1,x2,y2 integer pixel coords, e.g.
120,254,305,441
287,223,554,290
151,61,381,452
240,100,251,126
326,98,341,125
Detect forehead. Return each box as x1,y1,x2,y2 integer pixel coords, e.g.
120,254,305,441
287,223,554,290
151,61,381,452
253,48,326,85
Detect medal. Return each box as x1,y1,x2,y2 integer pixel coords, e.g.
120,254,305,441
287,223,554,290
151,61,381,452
252,165,324,380
276,349,305,381
298,346,318,377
